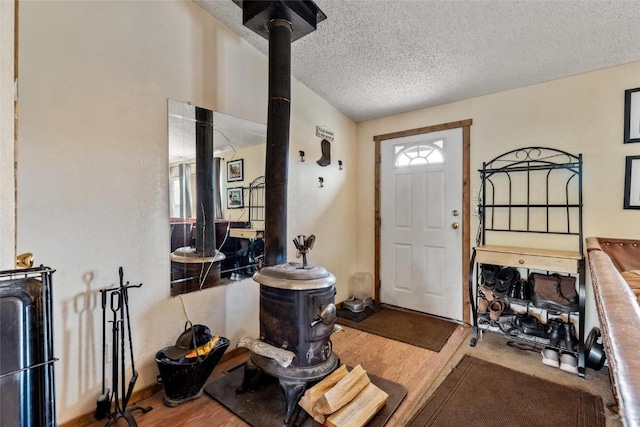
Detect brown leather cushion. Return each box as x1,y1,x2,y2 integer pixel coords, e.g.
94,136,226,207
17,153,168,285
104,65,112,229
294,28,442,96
595,238,640,272
621,270,640,305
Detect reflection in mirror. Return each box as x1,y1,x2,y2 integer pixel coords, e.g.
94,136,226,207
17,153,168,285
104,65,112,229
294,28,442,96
168,99,266,296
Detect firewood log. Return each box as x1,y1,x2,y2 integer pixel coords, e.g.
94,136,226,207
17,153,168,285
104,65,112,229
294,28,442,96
298,364,348,423
326,382,388,427
316,364,370,414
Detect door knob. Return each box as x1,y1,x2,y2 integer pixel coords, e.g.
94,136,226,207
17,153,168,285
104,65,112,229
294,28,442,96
451,222,460,230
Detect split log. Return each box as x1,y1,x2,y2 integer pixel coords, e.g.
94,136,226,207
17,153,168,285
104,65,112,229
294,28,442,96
316,364,370,414
299,364,348,423
326,382,388,427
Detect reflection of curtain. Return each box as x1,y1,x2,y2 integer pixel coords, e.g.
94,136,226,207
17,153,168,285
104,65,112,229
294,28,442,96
214,157,223,219
179,163,192,218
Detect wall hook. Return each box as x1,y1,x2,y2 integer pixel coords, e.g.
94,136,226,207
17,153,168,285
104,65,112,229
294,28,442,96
318,177,324,188
338,160,343,170
299,150,305,162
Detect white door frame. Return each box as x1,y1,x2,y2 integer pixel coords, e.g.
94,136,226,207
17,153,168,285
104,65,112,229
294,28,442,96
374,119,472,324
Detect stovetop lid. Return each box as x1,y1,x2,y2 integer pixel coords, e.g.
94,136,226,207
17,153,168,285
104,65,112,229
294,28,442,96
253,262,336,290
260,262,329,279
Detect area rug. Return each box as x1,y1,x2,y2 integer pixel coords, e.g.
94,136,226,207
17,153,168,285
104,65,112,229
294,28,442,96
336,304,382,322
337,306,457,352
407,355,605,427
204,364,407,427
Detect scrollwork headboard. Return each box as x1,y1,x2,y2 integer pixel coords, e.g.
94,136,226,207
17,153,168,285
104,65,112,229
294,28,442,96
248,176,265,224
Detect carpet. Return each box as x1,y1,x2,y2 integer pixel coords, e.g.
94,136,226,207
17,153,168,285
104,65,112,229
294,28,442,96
337,306,457,352
407,355,605,427
204,364,407,427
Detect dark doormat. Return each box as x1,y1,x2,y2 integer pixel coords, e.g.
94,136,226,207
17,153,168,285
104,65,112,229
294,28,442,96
407,355,605,427
337,306,457,352
204,364,407,427
336,304,382,322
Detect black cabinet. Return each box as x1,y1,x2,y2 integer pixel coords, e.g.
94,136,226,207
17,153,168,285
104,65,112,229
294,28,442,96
0,267,56,426
468,147,586,377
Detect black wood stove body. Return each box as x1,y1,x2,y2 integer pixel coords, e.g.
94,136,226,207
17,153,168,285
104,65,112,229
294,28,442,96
239,262,339,424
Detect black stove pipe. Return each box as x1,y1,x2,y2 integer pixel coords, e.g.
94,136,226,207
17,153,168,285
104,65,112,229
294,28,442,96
235,0,326,266
194,106,216,256
264,18,293,267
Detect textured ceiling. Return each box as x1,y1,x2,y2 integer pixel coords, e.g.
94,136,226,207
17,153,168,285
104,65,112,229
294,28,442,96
196,0,640,123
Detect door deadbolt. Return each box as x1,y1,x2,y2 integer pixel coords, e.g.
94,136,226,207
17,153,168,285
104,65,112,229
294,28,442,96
451,222,460,229
452,210,459,216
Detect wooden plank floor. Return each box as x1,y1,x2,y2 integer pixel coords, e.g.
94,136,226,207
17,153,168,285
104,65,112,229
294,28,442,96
85,351,252,427
84,324,619,426
83,324,469,427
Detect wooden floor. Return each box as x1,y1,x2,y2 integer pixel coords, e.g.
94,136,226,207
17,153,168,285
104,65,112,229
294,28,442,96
84,324,620,427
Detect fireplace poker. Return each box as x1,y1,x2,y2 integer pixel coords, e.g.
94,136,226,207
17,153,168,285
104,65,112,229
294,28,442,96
94,289,110,419
119,267,140,409
110,290,121,417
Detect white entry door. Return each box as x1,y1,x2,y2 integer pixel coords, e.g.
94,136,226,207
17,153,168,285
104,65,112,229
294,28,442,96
380,128,463,321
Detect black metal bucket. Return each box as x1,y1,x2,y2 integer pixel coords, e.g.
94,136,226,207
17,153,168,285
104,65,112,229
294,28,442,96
155,337,230,407
585,328,606,371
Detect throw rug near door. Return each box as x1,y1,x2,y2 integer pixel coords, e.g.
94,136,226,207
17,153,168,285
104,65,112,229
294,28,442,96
407,355,605,427
337,306,457,352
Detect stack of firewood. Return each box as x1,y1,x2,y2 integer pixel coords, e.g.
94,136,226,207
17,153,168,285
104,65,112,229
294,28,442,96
298,364,388,427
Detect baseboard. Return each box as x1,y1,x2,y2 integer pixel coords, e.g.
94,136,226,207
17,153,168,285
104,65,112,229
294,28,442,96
59,348,247,427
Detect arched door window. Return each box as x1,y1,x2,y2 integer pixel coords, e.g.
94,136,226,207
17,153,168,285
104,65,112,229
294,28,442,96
394,139,445,167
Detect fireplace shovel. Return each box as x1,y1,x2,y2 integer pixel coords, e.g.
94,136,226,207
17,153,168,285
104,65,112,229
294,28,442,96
94,289,110,420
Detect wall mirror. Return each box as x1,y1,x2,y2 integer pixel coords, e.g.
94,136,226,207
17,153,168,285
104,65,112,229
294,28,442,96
168,99,266,296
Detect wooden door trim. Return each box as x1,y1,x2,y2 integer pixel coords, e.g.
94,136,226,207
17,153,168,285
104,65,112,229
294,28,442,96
374,119,472,324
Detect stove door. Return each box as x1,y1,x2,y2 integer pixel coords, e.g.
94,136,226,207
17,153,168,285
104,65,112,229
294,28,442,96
308,288,336,341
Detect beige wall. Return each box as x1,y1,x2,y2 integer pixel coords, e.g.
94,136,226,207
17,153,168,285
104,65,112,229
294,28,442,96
0,0,15,269
356,60,640,331
17,1,357,422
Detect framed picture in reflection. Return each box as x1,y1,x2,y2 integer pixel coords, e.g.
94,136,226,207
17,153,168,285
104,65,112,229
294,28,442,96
227,159,244,182
227,187,244,209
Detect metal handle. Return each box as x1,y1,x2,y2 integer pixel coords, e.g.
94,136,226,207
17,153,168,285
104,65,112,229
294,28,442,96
16,253,34,268
310,303,336,327
451,222,460,229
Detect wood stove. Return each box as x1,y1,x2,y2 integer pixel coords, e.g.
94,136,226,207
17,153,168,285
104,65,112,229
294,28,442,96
231,2,330,424
238,261,339,424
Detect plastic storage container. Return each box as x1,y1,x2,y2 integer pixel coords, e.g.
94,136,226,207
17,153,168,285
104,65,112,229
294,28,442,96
350,272,373,300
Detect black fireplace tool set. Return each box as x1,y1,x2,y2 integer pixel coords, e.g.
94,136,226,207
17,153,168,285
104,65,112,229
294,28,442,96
95,267,152,426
